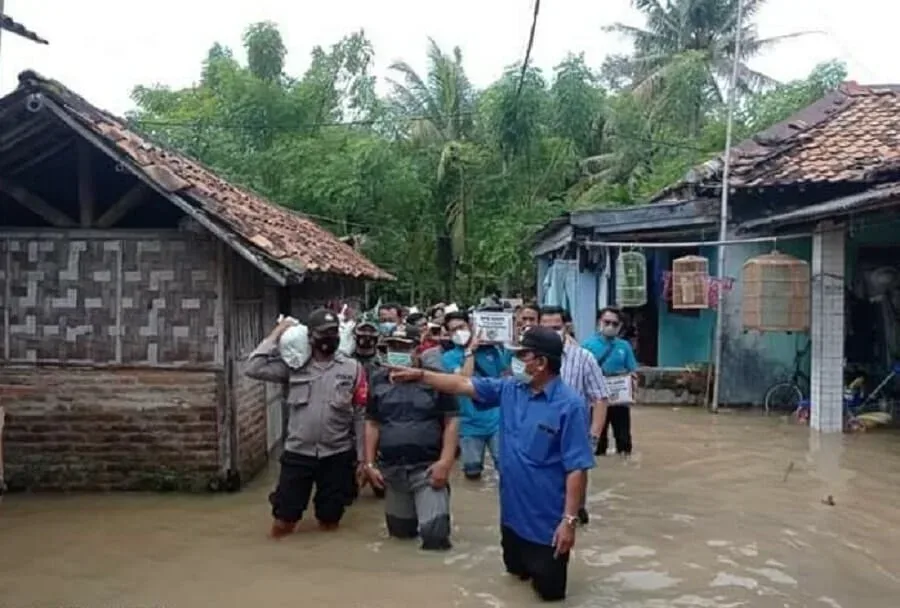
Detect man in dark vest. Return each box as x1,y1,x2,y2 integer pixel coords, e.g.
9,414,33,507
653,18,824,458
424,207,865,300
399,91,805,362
349,320,385,500
363,323,459,551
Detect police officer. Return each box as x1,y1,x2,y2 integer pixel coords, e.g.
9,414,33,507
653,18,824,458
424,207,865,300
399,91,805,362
363,323,459,551
245,308,367,539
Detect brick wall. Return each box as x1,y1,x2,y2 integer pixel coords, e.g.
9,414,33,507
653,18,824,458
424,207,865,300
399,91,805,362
0,365,223,491
810,223,845,433
233,360,268,480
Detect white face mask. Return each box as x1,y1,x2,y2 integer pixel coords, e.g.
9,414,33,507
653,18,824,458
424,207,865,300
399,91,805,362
511,358,532,384
601,324,619,338
452,329,471,346
556,329,566,341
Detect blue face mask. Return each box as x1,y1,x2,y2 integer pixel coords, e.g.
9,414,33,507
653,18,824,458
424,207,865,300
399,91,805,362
511,358,532,384
379,322,397,336
385,351,413,367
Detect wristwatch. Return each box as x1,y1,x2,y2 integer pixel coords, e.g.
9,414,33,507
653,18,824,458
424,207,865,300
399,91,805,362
365,462,378,470
562,514,578,528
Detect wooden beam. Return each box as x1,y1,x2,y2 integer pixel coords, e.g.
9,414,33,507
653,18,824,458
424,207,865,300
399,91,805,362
95,183,150,228
3,139,73,176
0,177,77,227
77,139,95,227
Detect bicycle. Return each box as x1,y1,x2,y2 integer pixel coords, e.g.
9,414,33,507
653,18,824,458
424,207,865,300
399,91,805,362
763,338,811,414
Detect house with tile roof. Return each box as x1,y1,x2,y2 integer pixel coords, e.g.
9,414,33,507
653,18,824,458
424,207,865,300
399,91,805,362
0,71,392,492
532,82,900,424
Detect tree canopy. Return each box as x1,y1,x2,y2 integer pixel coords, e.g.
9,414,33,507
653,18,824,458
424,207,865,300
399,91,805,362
128,3,846,303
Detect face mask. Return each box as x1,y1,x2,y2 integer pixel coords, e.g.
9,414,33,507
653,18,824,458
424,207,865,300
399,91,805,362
452,329,471,346
379,322,397,336
355,336,378,355
439,339,454,351
385,351,413,367
511,358,532,384
556,329,566,341
314,336,339,355
601,325,619,338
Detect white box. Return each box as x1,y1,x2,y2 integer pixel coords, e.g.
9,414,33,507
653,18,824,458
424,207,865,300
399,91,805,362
472,311,515,344
605,375,635,405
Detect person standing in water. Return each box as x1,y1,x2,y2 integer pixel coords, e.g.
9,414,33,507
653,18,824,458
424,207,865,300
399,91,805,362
350,320,385,501
389,327,594,601
364,324,458,551
582,307,638,457
245,309,367,538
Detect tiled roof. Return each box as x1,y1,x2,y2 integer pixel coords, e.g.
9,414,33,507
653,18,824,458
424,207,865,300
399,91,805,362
16,71,393,281
0,14,48,44
655,82,900,199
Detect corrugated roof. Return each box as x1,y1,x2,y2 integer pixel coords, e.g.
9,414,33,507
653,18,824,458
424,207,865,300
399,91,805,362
654,82,900,200
14,70,393,281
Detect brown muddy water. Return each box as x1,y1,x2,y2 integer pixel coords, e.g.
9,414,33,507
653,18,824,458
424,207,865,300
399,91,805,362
2,408,900,608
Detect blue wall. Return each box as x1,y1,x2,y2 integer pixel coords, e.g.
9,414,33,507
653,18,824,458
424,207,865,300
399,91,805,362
657,246,718,367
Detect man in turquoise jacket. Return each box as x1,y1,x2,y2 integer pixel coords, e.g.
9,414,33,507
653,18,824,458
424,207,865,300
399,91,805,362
441,311,510,480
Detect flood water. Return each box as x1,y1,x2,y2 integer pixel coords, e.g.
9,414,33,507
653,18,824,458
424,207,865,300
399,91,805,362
2,407,900,608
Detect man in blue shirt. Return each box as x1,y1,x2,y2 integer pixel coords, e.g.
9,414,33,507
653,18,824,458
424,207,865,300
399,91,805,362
390,327,595,602
582,307,638,456
441,311,509,480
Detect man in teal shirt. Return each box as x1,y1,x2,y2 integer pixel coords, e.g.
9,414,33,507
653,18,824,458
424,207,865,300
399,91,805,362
582,307,638,457
441,311,510,480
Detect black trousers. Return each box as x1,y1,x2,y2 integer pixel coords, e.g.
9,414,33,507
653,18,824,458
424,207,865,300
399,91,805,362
501,526,569,602
596,405,632,455
269,449,356,525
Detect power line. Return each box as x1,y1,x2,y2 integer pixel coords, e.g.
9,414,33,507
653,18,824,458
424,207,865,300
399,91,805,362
514,0,541,107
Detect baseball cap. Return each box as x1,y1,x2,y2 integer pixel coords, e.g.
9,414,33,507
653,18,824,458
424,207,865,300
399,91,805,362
508,326,563,359
354,320,378,333
384,323,421,344
307,308,340,332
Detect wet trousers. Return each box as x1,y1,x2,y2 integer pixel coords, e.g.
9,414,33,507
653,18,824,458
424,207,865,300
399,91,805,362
269,449,356,525
382,463,451,550
459,433,499,478
596,405,632,455
501,525,569,601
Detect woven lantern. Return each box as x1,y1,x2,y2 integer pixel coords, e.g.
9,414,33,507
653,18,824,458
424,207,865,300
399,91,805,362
742,251,810,332
671,255,710,309
615,250,648,308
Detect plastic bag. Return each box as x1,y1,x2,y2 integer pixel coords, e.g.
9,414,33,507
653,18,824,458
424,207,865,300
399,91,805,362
277,316,310,369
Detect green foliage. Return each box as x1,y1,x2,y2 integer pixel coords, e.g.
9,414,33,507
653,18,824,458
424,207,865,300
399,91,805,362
128,11,846,304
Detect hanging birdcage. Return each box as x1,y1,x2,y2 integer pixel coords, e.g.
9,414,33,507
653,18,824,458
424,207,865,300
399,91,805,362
615,250,648,308
742,251,810,332
671,255,710,309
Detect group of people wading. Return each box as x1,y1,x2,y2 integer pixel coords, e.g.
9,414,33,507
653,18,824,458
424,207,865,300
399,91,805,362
245,301,638,602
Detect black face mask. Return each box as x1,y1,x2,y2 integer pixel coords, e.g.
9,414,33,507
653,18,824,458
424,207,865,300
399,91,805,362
355,336,378,355
439,339,454,352
313,336,339,355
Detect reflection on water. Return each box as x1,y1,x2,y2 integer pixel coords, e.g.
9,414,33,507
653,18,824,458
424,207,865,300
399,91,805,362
1,408,900,608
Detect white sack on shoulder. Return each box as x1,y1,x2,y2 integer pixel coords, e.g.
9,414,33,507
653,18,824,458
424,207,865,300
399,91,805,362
279,322,310,369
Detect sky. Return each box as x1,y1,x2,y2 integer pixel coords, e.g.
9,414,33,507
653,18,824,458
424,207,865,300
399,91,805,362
0,0,893,116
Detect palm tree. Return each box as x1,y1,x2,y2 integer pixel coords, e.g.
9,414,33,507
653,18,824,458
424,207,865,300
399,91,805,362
606,0,813,133
387,38,476,296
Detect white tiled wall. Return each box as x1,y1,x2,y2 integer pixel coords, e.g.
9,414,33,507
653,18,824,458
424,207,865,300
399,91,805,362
810,223,845,433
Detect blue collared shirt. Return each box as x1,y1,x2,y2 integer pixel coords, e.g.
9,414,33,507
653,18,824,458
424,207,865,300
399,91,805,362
471,376,595,546
442,345,510,437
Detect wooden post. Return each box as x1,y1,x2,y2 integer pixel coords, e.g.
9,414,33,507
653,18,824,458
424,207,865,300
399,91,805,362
77,139,95,227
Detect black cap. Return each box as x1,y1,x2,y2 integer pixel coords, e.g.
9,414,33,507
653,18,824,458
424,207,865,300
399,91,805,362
384,323,421,344
307,308,340,332
508,326,563,359
354,320,378,334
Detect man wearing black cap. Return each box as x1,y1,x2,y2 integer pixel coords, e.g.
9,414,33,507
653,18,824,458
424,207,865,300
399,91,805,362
245,308,367,539
349,320,385,501
389,327,594,601
363,323,459,551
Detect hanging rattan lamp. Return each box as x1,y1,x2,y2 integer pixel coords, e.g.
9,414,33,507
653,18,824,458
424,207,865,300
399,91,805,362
672,254,710,309
742,251,811,332
616,249,648,308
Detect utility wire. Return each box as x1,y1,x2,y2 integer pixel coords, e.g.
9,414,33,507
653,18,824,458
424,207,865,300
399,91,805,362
514,0,541,107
